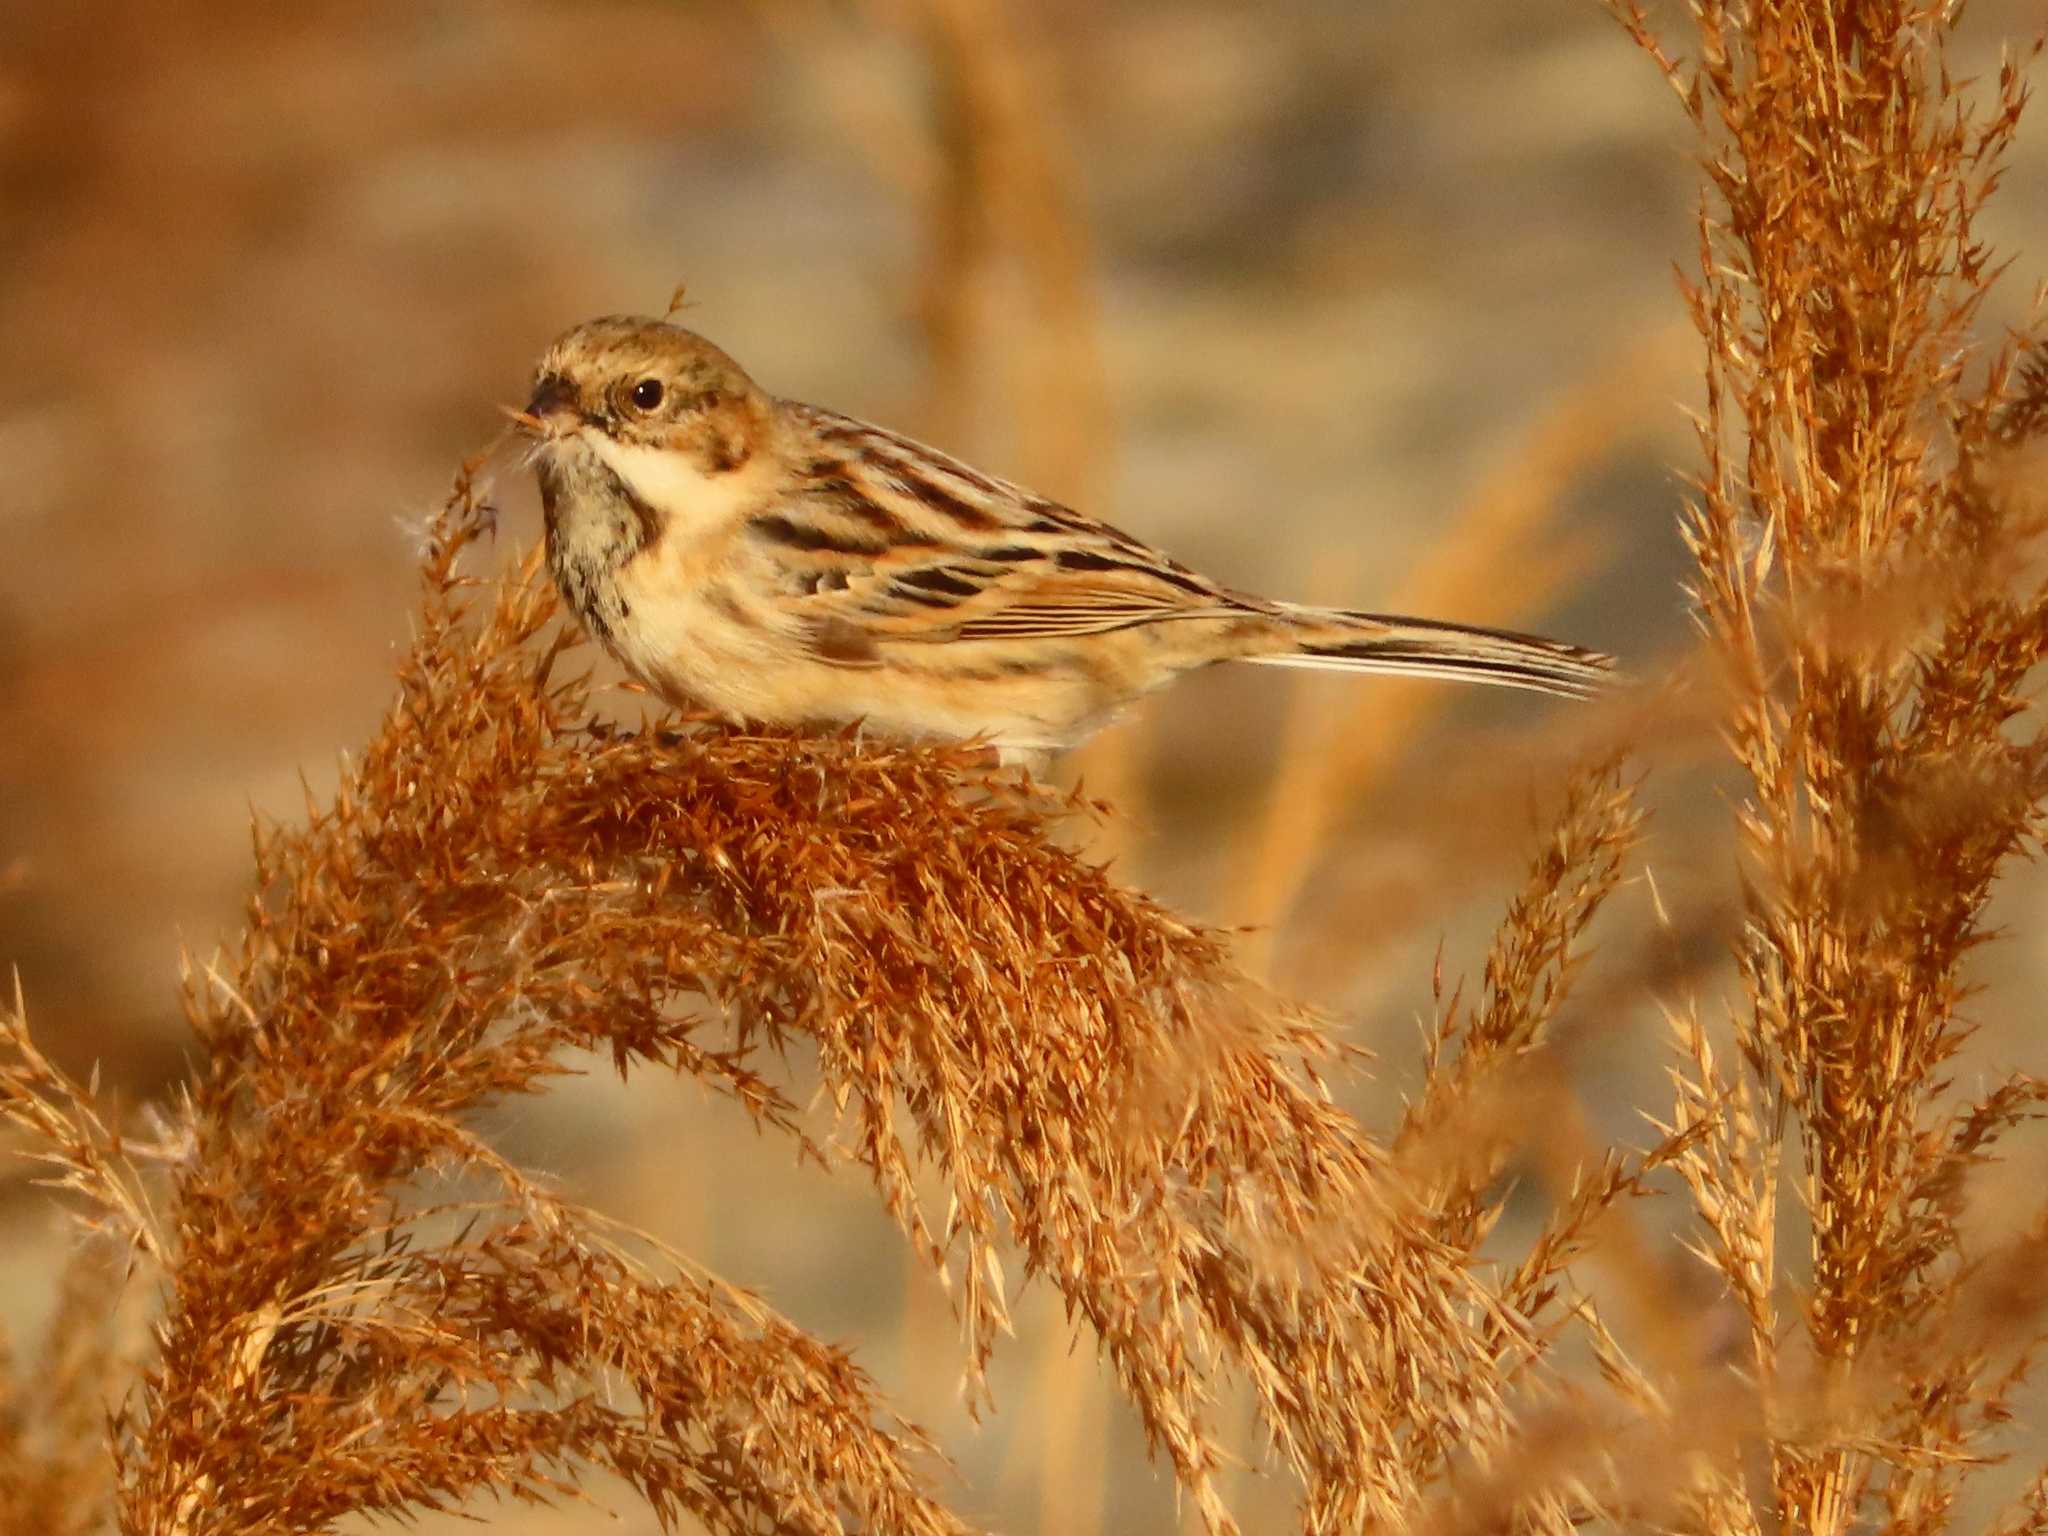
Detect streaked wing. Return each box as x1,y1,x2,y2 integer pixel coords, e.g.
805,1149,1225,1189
754,404,1262,657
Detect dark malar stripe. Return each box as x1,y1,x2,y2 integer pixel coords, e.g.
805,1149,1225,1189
579,460,664,551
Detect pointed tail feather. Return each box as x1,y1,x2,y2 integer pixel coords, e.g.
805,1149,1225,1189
1245,608,1614,700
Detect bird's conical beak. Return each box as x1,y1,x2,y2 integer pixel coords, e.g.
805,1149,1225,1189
525,372,578,424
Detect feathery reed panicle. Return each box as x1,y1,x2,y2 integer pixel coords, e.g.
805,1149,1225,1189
96,468,980,1536
1398,761,1642,1223
1607,3,2048,1530
2,458,1642,1534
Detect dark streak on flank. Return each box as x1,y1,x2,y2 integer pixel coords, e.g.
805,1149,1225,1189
749,513,891,557
816,480,922,536
890,585,967,610
933,656,1064,682
880,462,1003,532
803,476,941,549
1025,497,1089,527
897,566,983,598
958,613,1156,639
1054,548,1215,597
977,545,1047,562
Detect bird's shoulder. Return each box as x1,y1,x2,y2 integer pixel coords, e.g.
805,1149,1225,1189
777,400,1201,569
740,402,1270,655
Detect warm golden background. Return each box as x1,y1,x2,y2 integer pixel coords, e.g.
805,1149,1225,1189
4,1,2046,1530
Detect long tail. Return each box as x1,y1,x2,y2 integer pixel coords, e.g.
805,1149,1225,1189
1244,606,1614,700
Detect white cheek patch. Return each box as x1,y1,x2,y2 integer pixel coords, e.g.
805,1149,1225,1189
586,434,763,528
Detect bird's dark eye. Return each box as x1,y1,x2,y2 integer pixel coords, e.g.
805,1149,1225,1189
629,378,665,411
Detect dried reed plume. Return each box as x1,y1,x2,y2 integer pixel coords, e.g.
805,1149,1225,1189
1595,2,2048,1528
6,2,2048,1534
0,463,1641,1533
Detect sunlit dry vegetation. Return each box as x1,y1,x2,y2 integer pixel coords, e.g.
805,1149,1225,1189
7,1,2048,1532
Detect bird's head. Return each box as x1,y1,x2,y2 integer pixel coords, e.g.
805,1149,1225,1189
517,315,770,477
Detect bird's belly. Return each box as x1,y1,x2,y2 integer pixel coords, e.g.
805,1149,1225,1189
601,531,1175,751
609,592,1123,752
605,561,793,721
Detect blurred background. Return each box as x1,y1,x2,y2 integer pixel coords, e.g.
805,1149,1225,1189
4,1,2046,1530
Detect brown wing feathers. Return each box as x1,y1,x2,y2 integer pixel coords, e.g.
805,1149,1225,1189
756,405,1611,698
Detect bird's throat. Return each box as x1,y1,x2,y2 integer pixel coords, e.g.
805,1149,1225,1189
537,445,661,645
584,432,766,530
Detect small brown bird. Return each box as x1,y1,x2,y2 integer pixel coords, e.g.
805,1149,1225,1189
517,315,1610,761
